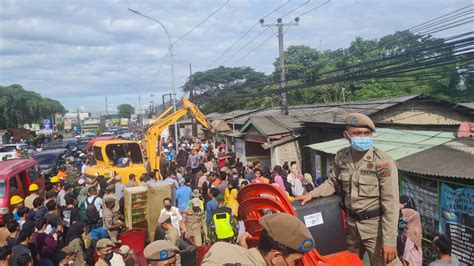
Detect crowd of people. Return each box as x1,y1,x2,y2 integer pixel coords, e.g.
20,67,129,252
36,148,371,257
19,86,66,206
0,129,462,266
0,168,140,265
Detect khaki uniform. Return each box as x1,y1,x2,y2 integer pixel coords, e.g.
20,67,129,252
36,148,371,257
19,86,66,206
103,207,120,239
165,226,180,247
202,242,266,266
309,147,401,266
68,238,87,266
183,207,207,246
24,193,39,209
95,258,109,266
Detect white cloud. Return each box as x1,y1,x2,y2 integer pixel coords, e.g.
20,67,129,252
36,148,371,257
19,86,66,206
1,0,472,113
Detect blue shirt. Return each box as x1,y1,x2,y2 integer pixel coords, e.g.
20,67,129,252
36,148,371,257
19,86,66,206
206,198,218,225
176,185,192,211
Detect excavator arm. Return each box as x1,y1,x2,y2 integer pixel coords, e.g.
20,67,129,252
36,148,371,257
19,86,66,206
182,98,211,130
145,98,211,177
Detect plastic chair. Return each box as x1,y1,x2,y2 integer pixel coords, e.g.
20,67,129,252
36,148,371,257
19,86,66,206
237,183,295,214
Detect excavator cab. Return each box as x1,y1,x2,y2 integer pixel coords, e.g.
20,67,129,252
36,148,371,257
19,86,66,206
85,140,147,183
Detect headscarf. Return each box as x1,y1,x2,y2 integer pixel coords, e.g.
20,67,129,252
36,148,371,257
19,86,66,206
65,221,85,246
226,189,239,217
304,173,314,186
273,175,286,192
401,208,422,250
77,187,89,206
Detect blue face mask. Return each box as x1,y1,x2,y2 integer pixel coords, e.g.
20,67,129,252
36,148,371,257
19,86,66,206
351,137,373,152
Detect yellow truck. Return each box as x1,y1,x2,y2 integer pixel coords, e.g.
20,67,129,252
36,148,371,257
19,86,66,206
85,98,211,182
85,140,147,183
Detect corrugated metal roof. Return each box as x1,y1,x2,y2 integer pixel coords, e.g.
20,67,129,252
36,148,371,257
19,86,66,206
240,116,303,136
213,94,422,125
305,128,455,160
398,138,474,179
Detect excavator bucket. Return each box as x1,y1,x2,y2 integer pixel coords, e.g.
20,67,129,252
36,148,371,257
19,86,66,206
237,184,364,266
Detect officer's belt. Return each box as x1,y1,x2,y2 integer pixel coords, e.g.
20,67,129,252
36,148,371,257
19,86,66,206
343,207,384,221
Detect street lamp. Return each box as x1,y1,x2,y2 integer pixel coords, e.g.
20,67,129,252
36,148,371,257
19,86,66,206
128,8,179,143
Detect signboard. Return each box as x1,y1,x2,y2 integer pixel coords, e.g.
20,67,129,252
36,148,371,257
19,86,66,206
42,119,51,130
55,113,63,123
439,183,474,265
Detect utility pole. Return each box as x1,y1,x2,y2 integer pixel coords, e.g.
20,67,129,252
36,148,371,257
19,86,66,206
260,17,299,115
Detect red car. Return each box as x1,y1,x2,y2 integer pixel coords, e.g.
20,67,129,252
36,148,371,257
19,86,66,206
0,159,45,221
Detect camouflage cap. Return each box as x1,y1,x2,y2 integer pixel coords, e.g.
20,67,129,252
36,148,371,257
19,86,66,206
158,214,171,224
144,240,179,261
191,198,201,207
259,213,315,253
96,238,115,250
61,245,77,254
344,113,376,132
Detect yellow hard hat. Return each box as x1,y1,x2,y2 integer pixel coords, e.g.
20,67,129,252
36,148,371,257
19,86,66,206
50,176,60,184
29,184,39,192
10,195,24,205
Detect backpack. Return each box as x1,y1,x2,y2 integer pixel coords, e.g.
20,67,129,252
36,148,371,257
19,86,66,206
78,200,88,222
85,197,100,224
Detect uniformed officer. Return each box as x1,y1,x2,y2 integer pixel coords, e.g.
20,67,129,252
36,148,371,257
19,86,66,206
183,198,207,246
159,214,180,247
144,240,180,266
95,238,115,266
298,113,401,266
202,212,315,265
103,197,123,239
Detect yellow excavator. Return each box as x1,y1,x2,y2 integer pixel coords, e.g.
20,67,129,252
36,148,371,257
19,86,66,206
85,97,211,182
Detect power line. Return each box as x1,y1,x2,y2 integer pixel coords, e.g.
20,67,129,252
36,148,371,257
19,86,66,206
221,0,320,66
173,0,230,45
231,31,277,66
410,9,473,33
195,6,473,103
230,0,331,67
409,4,473,31
295,0,330,18
207,0,291,68
280,0,311,18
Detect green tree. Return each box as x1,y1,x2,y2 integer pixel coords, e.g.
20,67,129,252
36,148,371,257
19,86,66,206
117,104,135,118
0,84,65,128
272,31,466,104
182,66,270,113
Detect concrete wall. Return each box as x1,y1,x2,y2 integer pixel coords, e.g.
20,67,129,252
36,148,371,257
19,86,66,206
371,102,473,124
272,140,302,170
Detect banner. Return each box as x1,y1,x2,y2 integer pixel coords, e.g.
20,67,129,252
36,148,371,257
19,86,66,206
439,183,474,265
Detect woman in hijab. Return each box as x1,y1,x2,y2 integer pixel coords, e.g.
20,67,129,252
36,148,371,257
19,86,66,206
77,187,89,223
226,188,239,218
287,164,304,197
65,221,87,265
398,195,422,266
272,172,286,192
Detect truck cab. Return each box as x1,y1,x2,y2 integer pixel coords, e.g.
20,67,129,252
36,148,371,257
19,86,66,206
85,140,147,184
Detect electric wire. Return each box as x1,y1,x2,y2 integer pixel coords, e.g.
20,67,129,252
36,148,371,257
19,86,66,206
173,0,231,45
220,0,319,66
207,0,291,68
231,1,330,66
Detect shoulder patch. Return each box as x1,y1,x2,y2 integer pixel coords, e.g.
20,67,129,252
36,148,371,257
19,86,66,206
376,163,391,177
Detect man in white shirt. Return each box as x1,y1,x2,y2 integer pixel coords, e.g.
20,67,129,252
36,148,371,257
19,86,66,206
159,197,183,236
85,186,103,224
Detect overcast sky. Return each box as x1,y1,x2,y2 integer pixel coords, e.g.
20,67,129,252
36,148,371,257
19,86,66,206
0,0,472,114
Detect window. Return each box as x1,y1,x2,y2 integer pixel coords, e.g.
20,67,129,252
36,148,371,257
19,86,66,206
27,167,40,183
0,180,5,198
9,176,19,195
93,147,103,161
